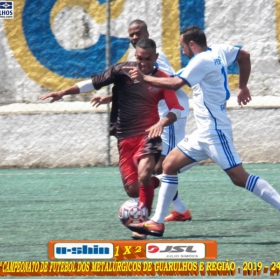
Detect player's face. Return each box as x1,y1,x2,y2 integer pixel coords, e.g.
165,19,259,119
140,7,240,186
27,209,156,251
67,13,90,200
128,24,149,48
180,35,194,59
135,47,158,75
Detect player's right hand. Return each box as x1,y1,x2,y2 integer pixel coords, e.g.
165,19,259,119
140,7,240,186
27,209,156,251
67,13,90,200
39,91,64,103
122,66,144,82
90,95,112,107
237,86,252,108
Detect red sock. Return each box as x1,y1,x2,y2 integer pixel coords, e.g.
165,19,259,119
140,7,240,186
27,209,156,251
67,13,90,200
139,185,154,216
151,177,160,189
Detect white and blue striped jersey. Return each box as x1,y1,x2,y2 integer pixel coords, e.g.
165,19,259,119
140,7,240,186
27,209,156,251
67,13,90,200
177,44,240,141
127,48,189,118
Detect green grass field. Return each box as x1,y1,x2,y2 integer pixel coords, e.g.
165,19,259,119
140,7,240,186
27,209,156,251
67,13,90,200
0,164,279,278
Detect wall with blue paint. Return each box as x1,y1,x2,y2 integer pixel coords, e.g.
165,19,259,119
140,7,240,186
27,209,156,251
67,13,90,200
1,0,279,100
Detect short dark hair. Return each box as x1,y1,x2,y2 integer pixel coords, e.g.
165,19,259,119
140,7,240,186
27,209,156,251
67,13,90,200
136,38,156,52
129,19,148,32
180,25,207,47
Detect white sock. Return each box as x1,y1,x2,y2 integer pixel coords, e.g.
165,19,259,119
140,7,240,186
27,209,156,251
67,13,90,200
173,162,197,212
246,175,280,210
172,194,187,213
152,174,178,223
156,174,187,213
178,162,197,173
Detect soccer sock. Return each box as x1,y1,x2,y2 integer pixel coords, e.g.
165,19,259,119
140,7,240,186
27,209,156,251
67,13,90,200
155,174,188,213
151,174,178,223
172,192,187,213
246,175,280,210
139,185,154,216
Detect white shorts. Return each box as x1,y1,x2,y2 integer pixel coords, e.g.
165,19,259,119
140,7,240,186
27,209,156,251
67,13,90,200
161,117,187,156
177,129,242,171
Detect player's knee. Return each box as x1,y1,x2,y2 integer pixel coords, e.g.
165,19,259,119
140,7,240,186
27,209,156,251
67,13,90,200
162,158,177,174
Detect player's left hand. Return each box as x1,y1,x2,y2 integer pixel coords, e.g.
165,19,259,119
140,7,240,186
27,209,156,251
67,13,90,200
122,66,144,82
146,122,164,139
237,86,252,108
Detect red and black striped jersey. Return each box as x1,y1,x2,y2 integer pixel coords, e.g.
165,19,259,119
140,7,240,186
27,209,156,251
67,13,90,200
91,61,184,139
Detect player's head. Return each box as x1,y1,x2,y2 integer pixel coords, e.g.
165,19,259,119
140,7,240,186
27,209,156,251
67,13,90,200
128,19,149,48
135,38,158,75
180,25,207,58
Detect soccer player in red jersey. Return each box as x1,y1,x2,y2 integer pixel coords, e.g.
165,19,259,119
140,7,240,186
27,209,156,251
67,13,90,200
92,20,194,225
39,38,184,239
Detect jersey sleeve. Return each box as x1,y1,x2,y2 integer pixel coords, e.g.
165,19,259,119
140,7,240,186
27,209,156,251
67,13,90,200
162,88,184,111
221,44,241,66
91,64,122,90
177,56,209,87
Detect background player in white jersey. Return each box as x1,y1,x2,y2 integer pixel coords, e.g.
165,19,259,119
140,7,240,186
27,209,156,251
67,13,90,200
127,20,190,175
92,19,193,223
125,25,280,237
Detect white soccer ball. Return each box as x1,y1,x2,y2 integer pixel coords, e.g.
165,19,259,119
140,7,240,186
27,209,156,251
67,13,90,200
118,199,148,226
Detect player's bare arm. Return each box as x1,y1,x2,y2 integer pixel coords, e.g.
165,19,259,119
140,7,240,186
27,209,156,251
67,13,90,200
146,112,177,139
91,95,112,108
39,85,80,103
236,49,252,107
40,80,95,103
123,66,185,90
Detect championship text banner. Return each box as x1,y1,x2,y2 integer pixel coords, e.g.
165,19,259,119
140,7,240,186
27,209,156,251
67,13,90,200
0,241,279,277
1,260,280,277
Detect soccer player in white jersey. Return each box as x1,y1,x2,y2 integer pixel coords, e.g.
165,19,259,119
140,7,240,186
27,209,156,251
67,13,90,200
92,20,194,227
125,25,280,237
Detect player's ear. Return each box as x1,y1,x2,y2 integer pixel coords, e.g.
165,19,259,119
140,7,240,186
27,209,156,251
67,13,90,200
189,40,195,48
155,53,159,60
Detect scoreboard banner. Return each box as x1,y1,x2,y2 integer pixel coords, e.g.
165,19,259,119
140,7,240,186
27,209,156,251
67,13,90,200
48,240,217,261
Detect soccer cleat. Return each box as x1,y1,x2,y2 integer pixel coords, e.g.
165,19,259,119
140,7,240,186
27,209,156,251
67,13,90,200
131,232,147,240
127,220,164,237
164,210,192,222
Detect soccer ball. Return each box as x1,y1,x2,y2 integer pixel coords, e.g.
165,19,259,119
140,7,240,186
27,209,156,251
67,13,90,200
118,199,148,226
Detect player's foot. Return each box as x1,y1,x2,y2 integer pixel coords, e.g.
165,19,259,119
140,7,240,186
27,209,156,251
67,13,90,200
127,220,164,237
164,210,192,222
131,232,147,240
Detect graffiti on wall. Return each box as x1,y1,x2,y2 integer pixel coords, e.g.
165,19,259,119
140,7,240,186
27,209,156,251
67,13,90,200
4,0,130,90
4,0,251,91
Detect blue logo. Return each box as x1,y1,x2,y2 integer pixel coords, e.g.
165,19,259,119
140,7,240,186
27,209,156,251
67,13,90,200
0,1,13,18
54,243,114,259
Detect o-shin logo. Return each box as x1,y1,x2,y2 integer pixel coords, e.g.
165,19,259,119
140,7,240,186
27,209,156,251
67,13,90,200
146,243,205,259
0,2,13,19
54,243,113,259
